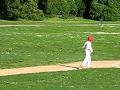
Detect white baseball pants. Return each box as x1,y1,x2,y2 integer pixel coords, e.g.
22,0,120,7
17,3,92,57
82,49,92,68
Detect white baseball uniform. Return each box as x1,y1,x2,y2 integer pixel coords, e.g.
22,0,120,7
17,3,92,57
82,41,93,68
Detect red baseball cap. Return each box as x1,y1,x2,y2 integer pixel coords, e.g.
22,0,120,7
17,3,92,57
87,35,93,42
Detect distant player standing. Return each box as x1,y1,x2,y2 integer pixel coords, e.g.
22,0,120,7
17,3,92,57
81,35,93,68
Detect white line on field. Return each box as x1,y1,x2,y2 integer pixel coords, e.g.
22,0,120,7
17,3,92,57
82,32,120,35
0,24,120,27
0,25,49,27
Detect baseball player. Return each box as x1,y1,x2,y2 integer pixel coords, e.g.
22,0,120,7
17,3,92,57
81,35,93,68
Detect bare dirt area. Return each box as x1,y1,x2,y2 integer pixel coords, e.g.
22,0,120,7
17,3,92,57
0,60,120,76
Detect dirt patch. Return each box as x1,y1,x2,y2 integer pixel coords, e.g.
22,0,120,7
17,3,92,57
0,60,120,76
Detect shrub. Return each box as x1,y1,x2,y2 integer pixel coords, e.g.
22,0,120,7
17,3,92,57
20,0,44,21
4,0,44,20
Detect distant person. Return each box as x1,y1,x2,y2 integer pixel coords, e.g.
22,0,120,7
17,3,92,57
99,15,104,26
81,35,93,68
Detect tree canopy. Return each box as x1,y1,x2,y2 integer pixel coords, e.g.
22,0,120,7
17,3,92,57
0,0,120,21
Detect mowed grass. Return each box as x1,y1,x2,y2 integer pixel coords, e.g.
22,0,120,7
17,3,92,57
0,19,120,90
0,17,101,25
0,17,120,25
0,19,120,68
0,68,120,90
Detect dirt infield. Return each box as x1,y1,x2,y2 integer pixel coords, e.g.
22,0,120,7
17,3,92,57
0,60,120,76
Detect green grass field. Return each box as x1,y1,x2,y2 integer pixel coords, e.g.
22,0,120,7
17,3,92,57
0,68,120,90
0,18,120,90
0,18,120,69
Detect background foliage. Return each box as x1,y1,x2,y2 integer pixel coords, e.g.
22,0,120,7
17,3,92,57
0,0,120,21
90,0,120,21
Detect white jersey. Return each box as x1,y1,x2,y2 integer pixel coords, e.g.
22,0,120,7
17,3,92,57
83,41,93,53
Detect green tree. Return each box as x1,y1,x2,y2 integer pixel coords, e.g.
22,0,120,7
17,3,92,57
45,0,70,18
75,0,85,17
67,0,78,16
90,0,120,21
6,0,20,20
44,0,79,18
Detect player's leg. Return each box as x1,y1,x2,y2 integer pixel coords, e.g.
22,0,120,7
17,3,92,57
86,50,91,68
81,50,90,67
87,56,91,68
81,57,88,67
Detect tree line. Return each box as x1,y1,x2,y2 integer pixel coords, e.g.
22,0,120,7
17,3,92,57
0,0,120,21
